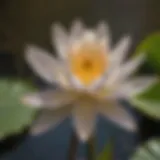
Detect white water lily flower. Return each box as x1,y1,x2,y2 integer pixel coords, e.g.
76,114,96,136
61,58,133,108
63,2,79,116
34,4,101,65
22,20,157,142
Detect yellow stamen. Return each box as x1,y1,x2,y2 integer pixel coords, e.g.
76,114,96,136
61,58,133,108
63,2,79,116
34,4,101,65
68,42,108,86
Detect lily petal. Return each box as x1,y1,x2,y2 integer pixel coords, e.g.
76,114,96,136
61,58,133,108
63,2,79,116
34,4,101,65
25,45,69,87
30,106,72,135
70,19,84,43
110,35,131,67
72,100,97,142
115,76,158,99
106,53,146,87
96,21,111,51
118,53,146,81
51,23,69,59
21,89,78,109
98,100,137,132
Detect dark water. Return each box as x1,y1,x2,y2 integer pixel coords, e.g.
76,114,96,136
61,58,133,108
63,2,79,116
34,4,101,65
0,117,139,160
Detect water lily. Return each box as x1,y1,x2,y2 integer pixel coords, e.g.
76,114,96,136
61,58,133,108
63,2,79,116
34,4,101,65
22,20,157,141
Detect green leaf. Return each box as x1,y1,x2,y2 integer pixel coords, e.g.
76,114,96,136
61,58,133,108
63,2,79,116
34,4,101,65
131,82,160,119
134,33,160,74
131,138,160,160
97,139,114,160
0,79,37,139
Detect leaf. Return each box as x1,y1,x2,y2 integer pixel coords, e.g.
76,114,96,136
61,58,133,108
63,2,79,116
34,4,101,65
131,138,160,160
97,139,114,160
134,32,160,74
0,79,37,139
131,82,160,119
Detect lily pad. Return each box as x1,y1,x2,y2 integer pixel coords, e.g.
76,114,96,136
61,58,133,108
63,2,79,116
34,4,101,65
0,79,37,139
131,82,160,120
134,32,160,74
131,138,160,160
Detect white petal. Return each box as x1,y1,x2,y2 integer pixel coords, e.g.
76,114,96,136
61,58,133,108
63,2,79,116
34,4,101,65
105,68,121,88
30,106,72,135
110,35,131,67
70,19,84,42
25,45,67,86
72,100,97,142
118,53,146,81
83,30,97,43
98,100,137,132
21,89,78,109
96,21,111,50
106,53,146,87
51,23,68,59
115,76,158,99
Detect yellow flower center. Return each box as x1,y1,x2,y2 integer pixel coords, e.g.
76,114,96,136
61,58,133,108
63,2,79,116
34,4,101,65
68,43,108,86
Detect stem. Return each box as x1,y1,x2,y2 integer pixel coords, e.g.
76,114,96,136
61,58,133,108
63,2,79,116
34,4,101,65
86,135,96,160
67,131,79,160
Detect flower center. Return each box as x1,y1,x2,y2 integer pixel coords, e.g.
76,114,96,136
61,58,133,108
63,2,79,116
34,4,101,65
82,59,93,71
68,43,108,86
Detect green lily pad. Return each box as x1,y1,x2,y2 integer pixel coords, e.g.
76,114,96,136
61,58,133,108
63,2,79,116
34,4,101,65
131,138,160,160
134,32,160,74
131,82,160,120
0,79,37,139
